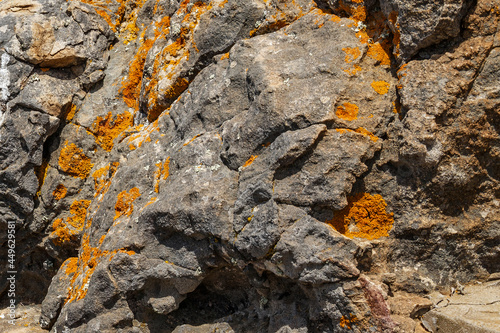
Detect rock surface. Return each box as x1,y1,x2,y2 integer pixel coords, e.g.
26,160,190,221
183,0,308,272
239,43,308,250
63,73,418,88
422,280,500,333
0,0,498,332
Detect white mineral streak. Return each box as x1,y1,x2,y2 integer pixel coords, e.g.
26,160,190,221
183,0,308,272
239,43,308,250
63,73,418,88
0,52,10,101
0,52,10,131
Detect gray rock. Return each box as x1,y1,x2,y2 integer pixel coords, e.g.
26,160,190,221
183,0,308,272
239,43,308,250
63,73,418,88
379,0,474,61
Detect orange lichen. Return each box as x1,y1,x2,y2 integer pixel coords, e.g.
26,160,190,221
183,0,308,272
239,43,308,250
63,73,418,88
63,257,79,275
67,200,91,229
243,155,258,167
145,35,188,121
342,47,361,63
183,133,202,146
58,141,94,179
121,11,140,44
336,102,359,121
161,157,170,179
336,127,378,142
144,197,157,208
388,11,401,55
153,157,170,193
51,218,77,246
397,64,408,79
162,77,190,99
339,314,358,329
34,158,49,198
338,0,367,22
94,8,115,31
354,127,378,142
121,16,170,110
80,0,146,35
220,52,230,60
248,1,306,37
121,37,154,109
371,81,390,95
367,42,391,66
114,187,141,220
344,64,362,76
127,119,161,149
65,104,78,121
65,233,138,303
143,1,214,121
392,99,402,115
327,193,394,240
52,184,68,201
89,111,134,152
346,9,393,66
330,14,342,23
92,162,119,198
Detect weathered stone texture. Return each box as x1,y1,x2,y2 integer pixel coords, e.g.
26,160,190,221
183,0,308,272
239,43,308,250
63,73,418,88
0,0,498,332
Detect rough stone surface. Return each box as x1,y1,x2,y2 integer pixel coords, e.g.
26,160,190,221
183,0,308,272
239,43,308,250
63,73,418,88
421,280,500,333
0,0,498,332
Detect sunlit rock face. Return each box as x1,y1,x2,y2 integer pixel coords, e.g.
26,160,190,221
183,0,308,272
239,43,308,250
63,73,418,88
0,0,498,332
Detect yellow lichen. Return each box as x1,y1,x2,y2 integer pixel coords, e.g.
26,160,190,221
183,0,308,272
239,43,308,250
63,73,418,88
342,47,361,63
344,64,362,76
64,233,136,304
92,162,119,198
327,193,394,240
143,1,214,121
144,197,157,208
114,187,141,220
153,157,170,193
34,158,49,198
65,104,78,121
336,102,359,121
63,257,79,275
339,314,358,329
183,133,202,146
336,127,378,142
243,155,258,167
371,81,390,95
127,119,161,150
52,184,68,201
51,218,77,246
367,42,391,66
89,111,134,152
121,16,170,111
58,141,94,179
67,200,91,229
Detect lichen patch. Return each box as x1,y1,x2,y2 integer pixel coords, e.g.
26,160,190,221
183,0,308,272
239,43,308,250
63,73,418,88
371,81,390,95
58,141,94,179
52,184,68,201
89,111,134,152
114,187,141,220
336,102,359,121
327,193,394,240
